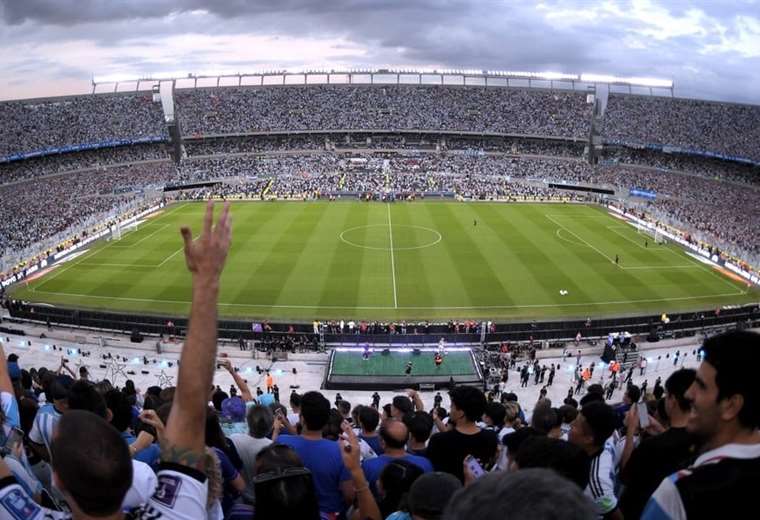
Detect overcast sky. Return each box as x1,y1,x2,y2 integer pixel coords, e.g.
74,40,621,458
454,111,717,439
1,0,759,103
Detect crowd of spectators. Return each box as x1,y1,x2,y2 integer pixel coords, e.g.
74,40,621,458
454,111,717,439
0,93,166,158
0,144,170,186
592,165,760,261
0,163,173,256
602,147,760,186
175,85,593,138
1,209,758,519
603,94,760,162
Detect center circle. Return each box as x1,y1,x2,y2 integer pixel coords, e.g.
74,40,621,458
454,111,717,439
339,225,442,251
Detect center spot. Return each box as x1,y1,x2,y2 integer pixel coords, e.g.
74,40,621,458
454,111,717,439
339,225,442,251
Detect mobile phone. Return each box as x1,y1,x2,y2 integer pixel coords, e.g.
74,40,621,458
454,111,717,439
637,402,650,429
464,455,485,479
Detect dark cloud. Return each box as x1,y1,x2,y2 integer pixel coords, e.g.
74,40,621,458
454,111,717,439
0,0,758,103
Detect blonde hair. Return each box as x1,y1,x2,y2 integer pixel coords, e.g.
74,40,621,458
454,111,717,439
204,448,223,509
503,402,520,423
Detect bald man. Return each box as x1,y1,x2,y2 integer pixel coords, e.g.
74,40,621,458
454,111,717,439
361,418,434,497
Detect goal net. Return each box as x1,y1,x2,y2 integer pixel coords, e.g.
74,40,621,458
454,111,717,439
636,223,667,244
111,220,138,241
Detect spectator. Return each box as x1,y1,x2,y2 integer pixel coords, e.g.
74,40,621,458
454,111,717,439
276,390,354,515
643,330,760,519
619,368,697,519
361,419,433,496
407,411,434,457
513,436,590,490
442,468,596,520
376,459,425,519
426,386,498,482
568,401,622,519
358,404,383,455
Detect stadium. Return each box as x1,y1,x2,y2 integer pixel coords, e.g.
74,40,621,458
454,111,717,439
1,66,759,519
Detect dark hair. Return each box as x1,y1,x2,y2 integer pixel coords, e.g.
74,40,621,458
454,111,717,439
18,397,38,437
664,368,696,412
586,384,604,396
51,411,133,517
383,403,393,418
104,389,133,432
123,380,137,395
212,388,229,411
442,468,595,520
514,437,590,490
559,405,579,425
407,411,434,443
68,381,107,419
323,409,344,441
358,405,380,433
290,392,302,408
703,330,760,429
254,444,321,520
502,392,518,403
205,407,229,451
580,402,617,447
337,400,351,416
449,386,487,423
379,459,425,518
626,385,641,404
247,404,274,438
392,396,414,417
563,397,578,409
531,405,561,435
300,391,330,431
579,392,604,407
484,402,506,428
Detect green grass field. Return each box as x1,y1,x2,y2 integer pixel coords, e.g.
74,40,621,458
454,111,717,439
12,201,757,320
331,350,477,377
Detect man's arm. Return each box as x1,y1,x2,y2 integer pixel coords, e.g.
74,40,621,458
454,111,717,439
161,201,231,471
0,342,13,394
219,359,253,402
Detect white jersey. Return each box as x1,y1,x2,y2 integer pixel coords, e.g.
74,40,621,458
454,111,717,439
0,464,208,520
585,444,619,517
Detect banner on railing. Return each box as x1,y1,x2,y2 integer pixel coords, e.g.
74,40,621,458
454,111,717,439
0,136,167,164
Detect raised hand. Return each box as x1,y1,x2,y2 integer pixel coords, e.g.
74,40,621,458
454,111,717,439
180,200,231,280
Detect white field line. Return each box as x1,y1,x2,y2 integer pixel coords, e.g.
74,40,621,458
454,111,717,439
157,245,186,268
34,203,192,290
387,204,399,308
545,214,618,266
616,221,744,293
29,288,749,310
606,226,665,250
111,223,170,249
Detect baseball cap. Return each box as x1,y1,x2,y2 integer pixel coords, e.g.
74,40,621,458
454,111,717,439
221,395,246,422
408,472,462,520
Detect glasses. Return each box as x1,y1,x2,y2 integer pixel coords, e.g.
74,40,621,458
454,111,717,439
252,467,312,484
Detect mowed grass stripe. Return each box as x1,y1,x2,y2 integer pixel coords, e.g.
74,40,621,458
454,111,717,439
247,203,330,306
317,203,371,309
391,203,436,311
474,203,591,306
15,201,758,320
425,203,513,307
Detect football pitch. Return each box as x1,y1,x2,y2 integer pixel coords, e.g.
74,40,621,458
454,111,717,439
331,350,477,378
13,201,757,321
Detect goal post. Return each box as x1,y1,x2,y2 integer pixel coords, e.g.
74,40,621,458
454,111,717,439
636,223,667,244
111,220,138,241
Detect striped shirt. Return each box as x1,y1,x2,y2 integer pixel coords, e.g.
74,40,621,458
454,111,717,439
585,444,618,516
29,403,62,453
